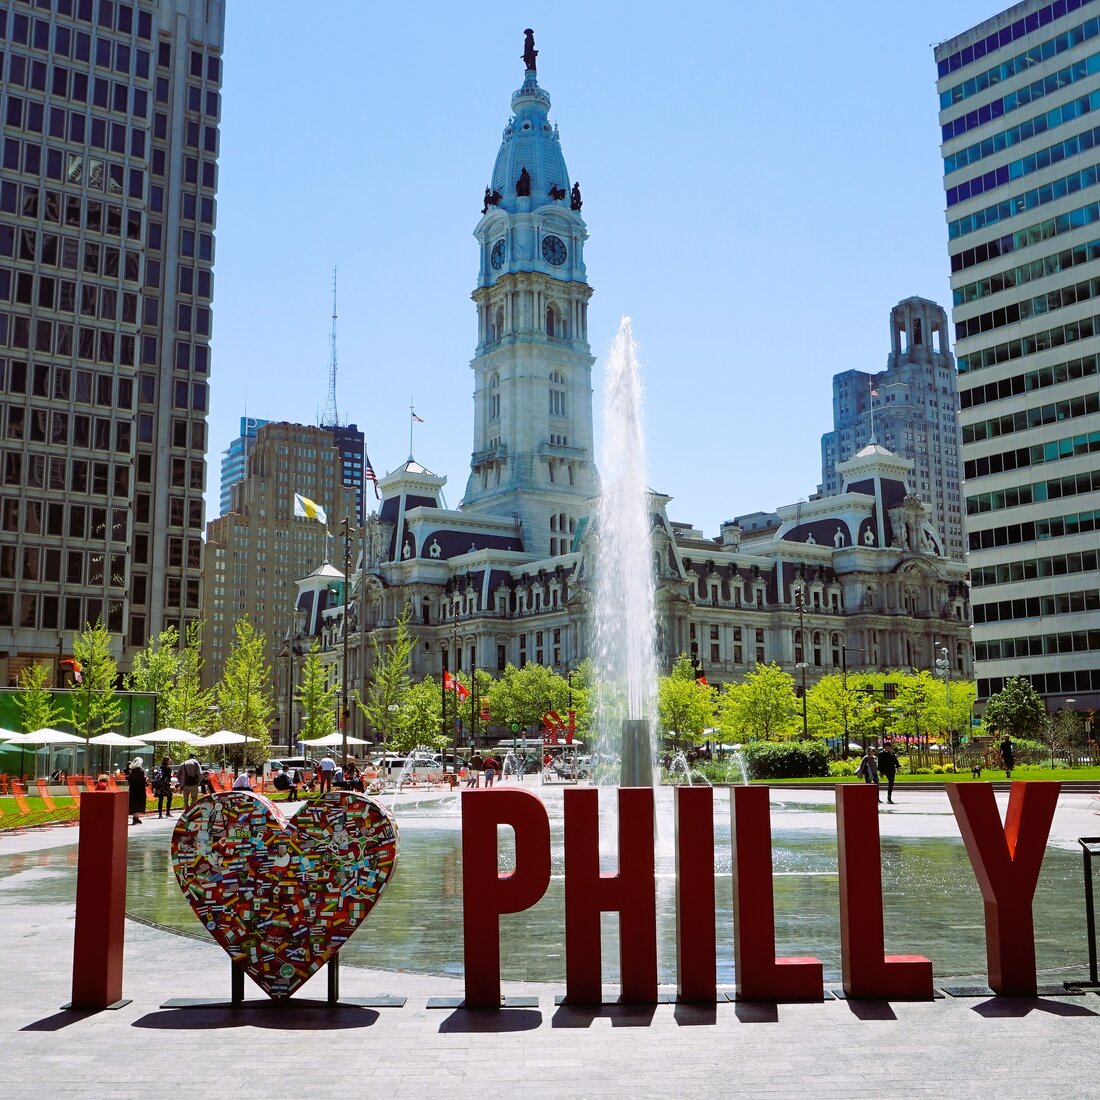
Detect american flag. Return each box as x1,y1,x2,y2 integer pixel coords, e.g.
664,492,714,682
364,452,380,499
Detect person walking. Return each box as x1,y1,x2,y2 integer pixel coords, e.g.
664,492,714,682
153,756,174,818
318,754,336,794
1000,735,1014,779
466,754,483,788
127,757,147,825
877,742,900,805
483,754,499,788
179,753,202,810
858,746,880,803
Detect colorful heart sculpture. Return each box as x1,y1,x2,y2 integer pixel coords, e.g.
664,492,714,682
171,790,398,998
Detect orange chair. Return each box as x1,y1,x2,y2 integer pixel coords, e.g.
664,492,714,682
9,781,64,827
34,779,79,824
66,777,83,805
0,774,9,796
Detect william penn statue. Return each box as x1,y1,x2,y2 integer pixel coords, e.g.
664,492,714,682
522,28,537,71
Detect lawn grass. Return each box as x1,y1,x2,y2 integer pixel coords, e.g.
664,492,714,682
749,765,1100,785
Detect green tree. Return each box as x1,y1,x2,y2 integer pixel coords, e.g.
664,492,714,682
215,619,274,768
1044,709,1084,768
895,670,938,745
357,610,414,750
983,676,1047,740
297,642,339,742
658,655,715,750
165,621,214,738
487,663,570,733
717,663,797,741
125,625,181,715
400,676,448,754
805,672,873,753
70,619,122,742
15,661,63,732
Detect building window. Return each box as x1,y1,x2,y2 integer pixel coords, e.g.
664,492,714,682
549,369,566,417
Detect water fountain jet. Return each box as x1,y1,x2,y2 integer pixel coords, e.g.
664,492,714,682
591,318,659,787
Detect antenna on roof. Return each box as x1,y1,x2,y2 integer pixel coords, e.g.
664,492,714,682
320,266,339,428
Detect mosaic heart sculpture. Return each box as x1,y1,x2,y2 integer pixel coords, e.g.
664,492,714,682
171,791,398,998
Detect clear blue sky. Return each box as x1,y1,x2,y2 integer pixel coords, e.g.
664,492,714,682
209,0,996,536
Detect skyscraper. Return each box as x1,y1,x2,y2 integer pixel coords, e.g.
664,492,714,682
820,297,964,560
202,422,355,685
219,415,268,515
936,0,1100,709
0,0,224,683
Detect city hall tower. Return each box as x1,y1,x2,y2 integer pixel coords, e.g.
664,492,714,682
463,31,597,559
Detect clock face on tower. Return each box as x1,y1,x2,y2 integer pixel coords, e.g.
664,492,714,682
541,234,567,266
490,239,506,270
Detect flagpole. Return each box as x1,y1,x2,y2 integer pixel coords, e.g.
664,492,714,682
409,398,414,458
868,377,876,445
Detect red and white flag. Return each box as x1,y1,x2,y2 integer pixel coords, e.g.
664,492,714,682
444,671,470,701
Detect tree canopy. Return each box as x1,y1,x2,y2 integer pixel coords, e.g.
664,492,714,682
983,676,1047,739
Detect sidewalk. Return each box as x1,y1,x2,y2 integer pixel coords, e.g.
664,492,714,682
1,798,1098,1099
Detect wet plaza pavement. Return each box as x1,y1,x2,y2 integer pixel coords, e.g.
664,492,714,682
2,783,1099,1099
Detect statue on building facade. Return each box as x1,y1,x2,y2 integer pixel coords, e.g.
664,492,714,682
516,167,531,197
482,186,502,214
570,181,583,211
549,183,566,200
522,28,538,71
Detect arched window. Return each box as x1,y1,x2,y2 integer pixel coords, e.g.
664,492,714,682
493,306,504,342
813,631,823,667
546,303,558,337
489,372,500,420
549,370,566,417
831,633,841,666
794,629,803,664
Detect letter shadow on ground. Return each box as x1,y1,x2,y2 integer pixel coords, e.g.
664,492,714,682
551,1002,658,1028
971,997,1097,1019
673,1002,719,1026
130,1005,381,1031
437,1008,542,1033
21,1008,102,1032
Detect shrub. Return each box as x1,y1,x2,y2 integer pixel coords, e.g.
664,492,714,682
943,763,956,773
932,764,944,774
829,759,860,777
741,740,830,780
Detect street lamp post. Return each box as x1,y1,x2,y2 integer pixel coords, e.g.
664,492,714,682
340,516,351,770
794,585,809,739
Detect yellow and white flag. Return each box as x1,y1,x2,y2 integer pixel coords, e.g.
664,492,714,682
293,492,328,524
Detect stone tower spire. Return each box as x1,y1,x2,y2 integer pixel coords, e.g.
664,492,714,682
462,31,597,559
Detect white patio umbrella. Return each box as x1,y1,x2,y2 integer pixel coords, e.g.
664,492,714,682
199,730,257,745
11,728,85,781
88,732,150,774
194,730,259,771
144,727,203,744
299,732,374,746
88,732,149,746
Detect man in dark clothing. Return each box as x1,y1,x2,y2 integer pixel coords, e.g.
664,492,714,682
1000,736,1014,778
877,742,901,804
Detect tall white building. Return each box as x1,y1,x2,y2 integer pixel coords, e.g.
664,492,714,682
936,0,1100,710
0,0,224,681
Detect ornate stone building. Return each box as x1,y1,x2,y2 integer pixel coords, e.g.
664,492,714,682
277,34,971,746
